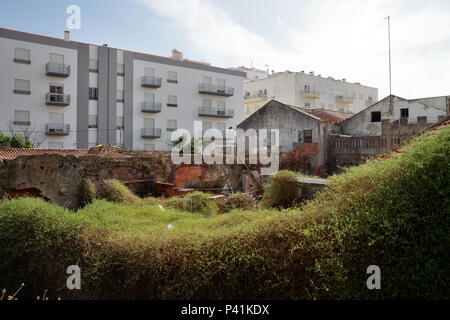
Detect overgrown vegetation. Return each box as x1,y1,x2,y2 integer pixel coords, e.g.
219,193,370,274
0,132,34,148
0,126,448,299
261,170,304,208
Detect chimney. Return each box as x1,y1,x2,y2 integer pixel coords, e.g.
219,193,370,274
342,78,346,82
171,49,183,61
103,44,108,47
309,71,314,75
64,30,70,41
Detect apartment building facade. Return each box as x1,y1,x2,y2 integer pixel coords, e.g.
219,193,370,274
0,28,245,150
244,71,378,118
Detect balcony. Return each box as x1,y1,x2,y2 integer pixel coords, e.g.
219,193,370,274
301,90,320,99
141,102,162,113
198,84,234,97
244,92,267,100
141,76,162,88
46,62,70,78
141,128,161,138
45,123,70,136
198,107,234,118
46,93,70,106
335,95,354,104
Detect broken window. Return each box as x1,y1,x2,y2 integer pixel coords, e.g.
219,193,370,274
371,111,381,122
400,108,409,119
303,130,312,143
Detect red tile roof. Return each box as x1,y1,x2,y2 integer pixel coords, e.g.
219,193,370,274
302,108,354,123
0,148,87,160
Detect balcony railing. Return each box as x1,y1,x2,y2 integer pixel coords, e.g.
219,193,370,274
301,90,320,99
335,95,354,104
46,62,70,77
46,93,70,106
198,107,234,118
45,123,70,136
198,84,234,97
141,128,161,138
141,76,162,88
141,102,162,113
244,92,267,100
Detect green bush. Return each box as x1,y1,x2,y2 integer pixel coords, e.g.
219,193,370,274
167,191,219,216
0,127,448,299
0,133,34,148
96,179,143,206
223,192,254,212
261,170,303,208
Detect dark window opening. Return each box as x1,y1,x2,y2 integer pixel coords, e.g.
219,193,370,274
371,111,381,122
303,130,312,143
400,108,409,119
89,87,98,100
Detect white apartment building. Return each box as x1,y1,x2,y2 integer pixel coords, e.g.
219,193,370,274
229,66,269,82
244,71,378,118
0,28,246,150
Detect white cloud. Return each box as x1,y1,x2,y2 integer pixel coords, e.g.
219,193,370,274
138,0,450,98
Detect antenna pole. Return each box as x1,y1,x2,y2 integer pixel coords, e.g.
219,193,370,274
385,16,392,112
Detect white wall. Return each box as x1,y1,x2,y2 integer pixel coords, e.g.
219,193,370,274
132,59,244,150
0,37,78,149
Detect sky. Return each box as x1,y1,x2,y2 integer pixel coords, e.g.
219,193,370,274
0,0,449,99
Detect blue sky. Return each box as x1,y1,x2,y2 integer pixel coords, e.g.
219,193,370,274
1,0,449,99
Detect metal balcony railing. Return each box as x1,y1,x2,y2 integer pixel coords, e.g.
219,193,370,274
46,93,70,106
301,90,320,99
198,84,234,97
141,76,162,88
141,102,162,113
244,92,267,100
46,62,70,77
335,95,354,104
45,123,70,135
141,128,161,138
198,107,234,118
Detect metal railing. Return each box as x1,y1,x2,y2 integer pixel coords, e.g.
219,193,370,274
46,93,70,106
46,62,70,77
301,90,320,98
198,107,234,118
45,123,70,135
141,76,162,88
141,102,162,113
141,128,161,138
335,95,354,103
198,84,234,96
244,92,267,100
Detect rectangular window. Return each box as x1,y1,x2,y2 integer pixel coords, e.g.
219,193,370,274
14,79,30,94
144,144,155,151
400,108,409,118
217,78,225,92
50,53,64,64
49,83,64,103
88,115,98,128
48,142,63,149
167,71,177,83
203,99,212,108
217,100,226,110
305,102,311,108
144,118,155,128
49,112,64,124
14,110,30,126
297,130,303,143
89,87,98,100
371,111,381,122
117,90,124,102
89,59,98,72
304,84,311,92
117,116,124,128
14,48,31,64
167,119,177,131
117,63,124,75
368,96,373,103
203,76,212,86
144,92,155,103
144,67,156,77
303,130,313,143
203,121,212,134
167,95,177,107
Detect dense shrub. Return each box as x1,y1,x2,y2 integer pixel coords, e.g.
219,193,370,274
223,192,254,212
261,170,303,208
166,191,219,216
95,179,143,206
0,127,448,299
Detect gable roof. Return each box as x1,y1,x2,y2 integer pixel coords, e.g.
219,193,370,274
296,108,353,123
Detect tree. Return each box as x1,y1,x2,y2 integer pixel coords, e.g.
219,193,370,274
7,121,45,148
0,132,34,148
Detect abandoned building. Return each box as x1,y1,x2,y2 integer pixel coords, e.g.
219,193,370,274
237,99,353,175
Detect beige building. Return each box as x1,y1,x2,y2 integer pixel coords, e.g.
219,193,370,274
244,70,378,118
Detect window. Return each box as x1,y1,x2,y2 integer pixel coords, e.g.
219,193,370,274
339,108,345,113
89,59,98,72
117,116,124,128
88,115,98,128
48,142,63,149
144,67,156,77
368,96,373,103
217,78,225,92
167,119,177,131
167,95,177,107
304,84,311,92
49,83,64,103
49,53,64,64
144,92,155,103
89,87,98,100
304,102,311,108
167,71,177,83
303,130,313,143
203,99,212,108
400,108,409,119
117,90,124,102
49,112,64,124
203,121,212,134
14,110,30,126
14,48,30,64
117,63,124,75
144,144,155,151
144,118,155,128
274,86,280,94
14,79,30,94
217,100,225,110
371,111,381,122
